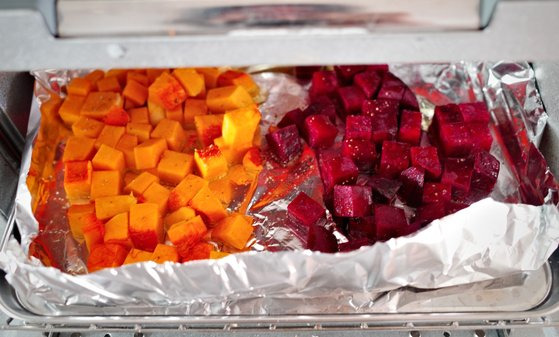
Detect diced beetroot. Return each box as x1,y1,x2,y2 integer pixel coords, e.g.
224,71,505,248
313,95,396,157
307,224,338,253
334,65,367,83
305,97,338,124
367,175,402,203
354,71,382,99
304,115,338,149
469,123,493,151
347,216,376,241
337,86,366,117
309,70,339,98
422,182,452,204
374,205,408,241
413,202,447,227
458,102,490,123
471,151,500,192
401,88,419,110
362,99,399,117
266,125,302,164
338,237,371,252
277,108,311,135
377,73,406,102
318,151,359,192
433,104,462,129
345,115,372,140
341,138,376,171
398,110,422,145
441,157,474,193
294,66,322,80
445,199,469,215
362,99,399,143
410,146,442,180
438,122,473,157
366,64,389,73
379,141,410,179
399,167,424,206
288,192,326,227
333,185,373,217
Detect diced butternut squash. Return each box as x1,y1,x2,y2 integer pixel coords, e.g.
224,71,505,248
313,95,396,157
133,138,167,170
222,107,261,148
126,122,152,142
213,137,247,165
67,203,96,243
59,95,86,126
146,68,169,84
181,242,212,262
168,174,208,211
127,71,149,86
105,69,128,85
183,98,208,129
212,213,254,250
67,77,93,96
210,251,230,259
165,103,183,125
152,244,179,263
123,248,153,265
125,171,159,196
64,160,92,201
84,70,105,86
129,107,150,124
227,165,252,186
157,150,193,185
167,215,207,255
95,125,125,149
116,133,139,169
82,212,105,252
91,170,122,198
194,145,228,181
123,172,138,186
173,68,206,97
92,144,125,172
148,72,187,110
183,129,199,153
103,107,130,126
95,194,137,220
147,99,166,126
196,67,220,89
189,185,228,225
206,85,253,113
125,99,138,110
104,212,131,247
242,147,263,174
208,176,233,206
142,182,170,214
96,76,121,92
194,114,224,147
81,92,123,119
129,203,163,251
123,80,148,106
72,116,105,138
63,136,96,162
217,70,259,96
151,118,186,151
40,93,63,122
87,243,129,272
164,206,196,230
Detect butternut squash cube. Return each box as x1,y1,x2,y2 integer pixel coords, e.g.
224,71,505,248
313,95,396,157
213,137,247,165
125,171,159,196
84,70,105,86
227,165,252,186
91,170,122,199
133,138,167,170
194,145,228,181
72,116,105,138
67,77,93,96
194,114,224,147
206,85,253,113
82,212,105,252
123,80,148,106
87,243,129,272
64,160,92,201
157,150,193,185
173,68,205,97
181,242,212,262
126,122,152,142
95,125,125,149
189,185,228,225
67,203,95,243
164,206,196,230
210,251,230,259
183,98,207,129
96,76,121,92
168,174,208,211
105,69,128,85
146,68,169,84
116,133,139,169
127,71,149,86
142,182,170,214
59,95,85,126
104,212,131,247
147,99,166,126
222,107,261,148
148,72,187,110
129,203,163,251
123,248,153,265
95,194,137,220
167,215,207,253
151,118,186,151
92,144,125,172
183,129,199,153
196,67,220,89
165,103,183,125
217,70,259,96
63,136,96,162
81,92,123,119
152,244,179,263
208,176,233,206
40,93,63,122
242,147,263,174
212,213,254,250
129,107,150,124
123,172,138,186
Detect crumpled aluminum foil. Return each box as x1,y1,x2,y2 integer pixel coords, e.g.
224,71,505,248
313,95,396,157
0,62,558,316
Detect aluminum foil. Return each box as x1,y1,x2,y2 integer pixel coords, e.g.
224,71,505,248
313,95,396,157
1,62,558,316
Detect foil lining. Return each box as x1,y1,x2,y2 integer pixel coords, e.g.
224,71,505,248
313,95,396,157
1,62,558,316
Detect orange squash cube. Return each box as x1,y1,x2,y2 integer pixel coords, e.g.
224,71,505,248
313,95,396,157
91,170,122,199
217,70,259,96
127,71,149,86
123,248,153,265
124,172,138,186
59,95,86,126
212,213,254,250
152,244,179,263
95,194,137,220
206,85,253,113
102,107,130,126
167,215,207,254
129,203,163,251
189,185,228,225
96,76,121,92
84,70,105,86
87,243,129,272
142,182,170,214
210,251,230,259
227,165,252,186
196,67,220,89
95,125,125,149
194,114,224,147
151,118,186,151
67,203,96,242
181,242,212,262
183,129,199,153
64,160,92,201
168,174,208,211
165,103,183,125
147,99,166,126
104,212,131,247
222,107,261,148
157,150,194,185
173,68,206,97
125,171,159,196
82,212,105,252
123,80,148,106
67,77,93,96
63,136,96,162
148,72,187,110
208,176,233,206
92,144,125,172
81,92,123,119
129,107,150,124
133,138,167,170
146,68,169,84
213,137,247,165
105,69,128,85
126,122,152,142
40,93,63,122
164,206,196,229
194,145,228,181
243,147,263,174
183,98,207,129
116,133,139,169
72,116,105,138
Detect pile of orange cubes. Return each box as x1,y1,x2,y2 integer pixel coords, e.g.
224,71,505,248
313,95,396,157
43,67,263,272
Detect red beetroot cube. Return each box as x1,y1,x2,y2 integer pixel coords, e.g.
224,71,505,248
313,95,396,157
337,86,366,117
441,157,474,193
305,97,338,124
294,66,322,80
334,65,367,83
362,99,399,117
398,110,422,145
469,123,493,151
307,224,338,253
333,185,373,217
347,216,375,241
338,237,371,252
345,115,372,140
367,175,402,203
319,151,359,192
379,141,410,179
399,167,424,206
304,115,338,149
433,104,462,132
288,192,326,227
471,151,500,192
374,205,408,241
438,122,474,157
377,73,406,101
278,108,311,135
366,64,389,73
458,102,490,123
266,125,302,164
422,182,452,204
341,138,376,171
410,146,442,180
413,202,447,227
401,88,419,110
362,99,399,143
354,71,382,99
310,70,339,98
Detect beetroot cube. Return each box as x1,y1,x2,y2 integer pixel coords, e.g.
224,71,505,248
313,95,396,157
333,185,373,217
422,182,452,204
377,73,406,101
310,70,339,98
433,104,462,129
366,64,389,73
337,86,366,117
471,151,500,192
305,97,338,124
441,157,474,193
458,102,490,123
379,141,410,178
338,237,371,252
347,216,376,240
362,98,399,117
266,125,302,164
341,138,376,171
362,99,399,143
319,151,359,192
307,224,338,253
354,71,382,99
374,205,408,241
446,200,469,215
469,123,493,151
438,122,474,157
367,175,402,203
401,88,419,110
278,108,311,134
334,65,367,83
345,115,372,140
304,115,338,149
413,202,446,227
294,66,322,80
410,146,442,180
399,167,424,206
288,192,326,227
398,110,422,145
